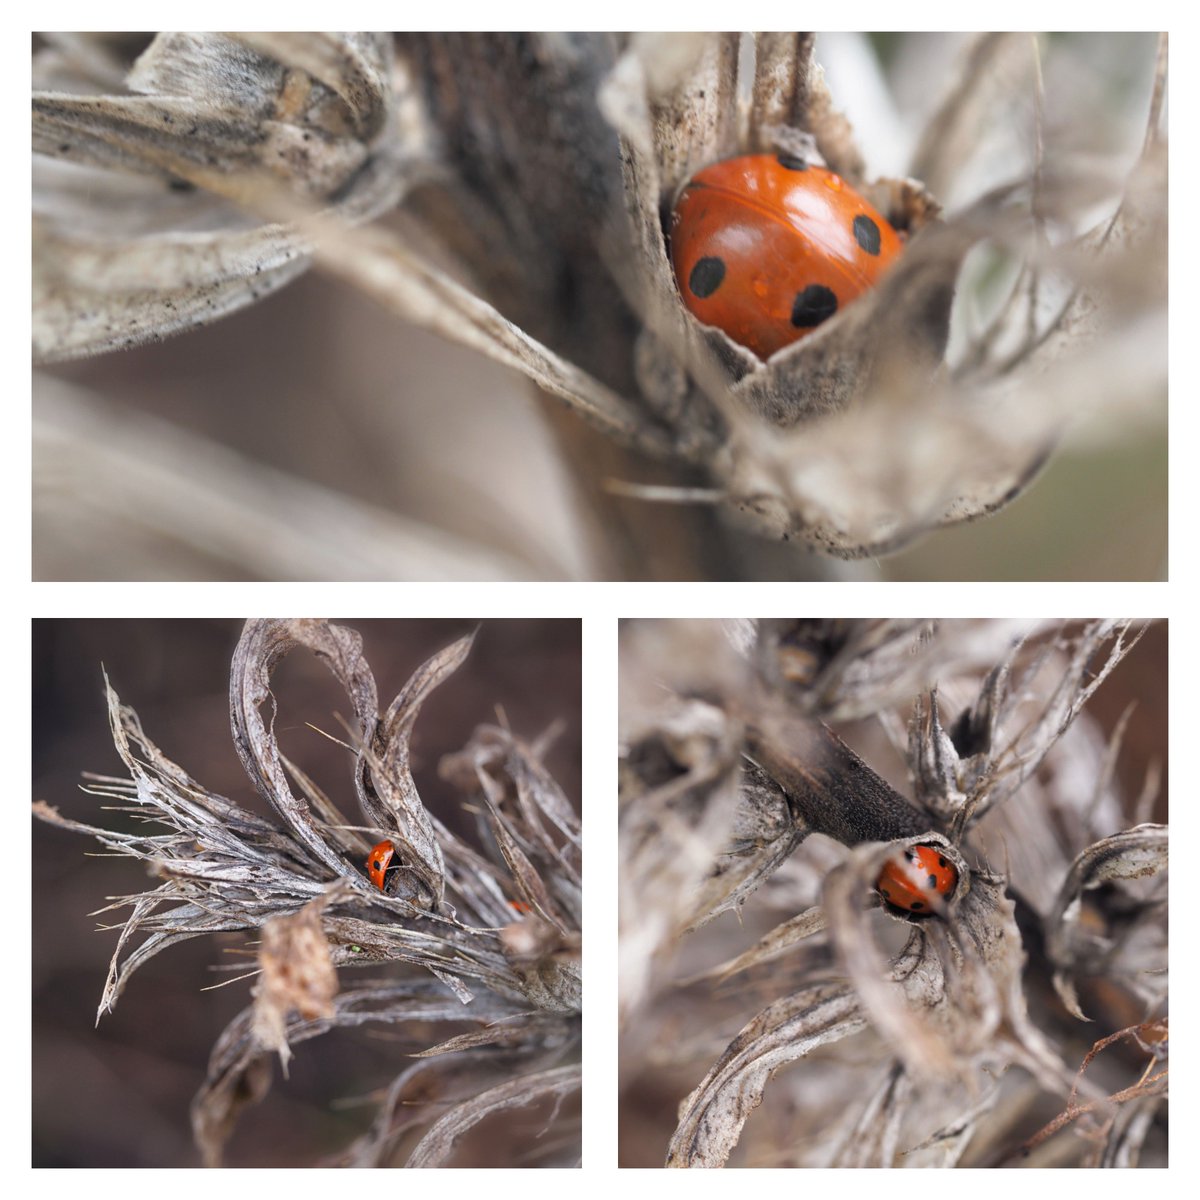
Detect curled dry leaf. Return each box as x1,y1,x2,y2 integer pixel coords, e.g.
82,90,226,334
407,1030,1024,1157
1045,824,1168,1020
621,619,1166,1167
230,619,385,888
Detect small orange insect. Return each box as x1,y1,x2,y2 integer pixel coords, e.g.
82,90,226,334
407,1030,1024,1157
365,839,396,891
876,845,957,914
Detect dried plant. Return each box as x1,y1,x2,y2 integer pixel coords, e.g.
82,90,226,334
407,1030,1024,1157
619,619,1166,1166
34,619,581,1167
33,33,1166,580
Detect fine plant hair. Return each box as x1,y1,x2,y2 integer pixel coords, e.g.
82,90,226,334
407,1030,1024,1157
33,34,1167,580
619,619,1166,1167
34,619,581,1167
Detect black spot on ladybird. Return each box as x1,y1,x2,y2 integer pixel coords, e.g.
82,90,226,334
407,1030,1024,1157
927,875,938,888
791,284,838,328
939,856,948,869
853,214,882,255
910,900,925,910
777,153,809,171
689,256,726,299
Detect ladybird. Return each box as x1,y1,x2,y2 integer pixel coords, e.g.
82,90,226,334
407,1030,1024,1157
669,153,902,360
875,844,958,914
365,838,397,891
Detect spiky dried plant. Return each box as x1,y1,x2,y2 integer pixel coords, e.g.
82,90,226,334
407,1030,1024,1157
33,33,1166,580
619,619,1166,1167
34,619,581,1167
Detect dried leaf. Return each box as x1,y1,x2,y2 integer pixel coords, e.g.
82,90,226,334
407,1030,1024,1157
405,1063,580,1167
251,885,344,1073
33,33,410,360
666,984,867,1168
229,619,383,886
827,1064,911,1168
356,635,475,907
1046,823,1168,1017
682,904,826,984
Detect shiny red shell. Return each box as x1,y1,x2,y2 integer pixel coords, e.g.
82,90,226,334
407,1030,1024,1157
669,153,902,360
876,845,957,914
365,838,396,891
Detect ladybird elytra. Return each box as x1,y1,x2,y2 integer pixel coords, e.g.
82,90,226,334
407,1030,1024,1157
365,838,396,891
875,844,958,915
669,153,902,360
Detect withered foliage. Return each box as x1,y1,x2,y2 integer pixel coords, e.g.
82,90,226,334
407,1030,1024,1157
33,34,1166,579
34,620,581,1167
619,619,1166,1167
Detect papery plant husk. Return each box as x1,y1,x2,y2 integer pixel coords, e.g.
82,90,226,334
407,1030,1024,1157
32,33,1167,579
619,619,1166,1167
34,619,581,1167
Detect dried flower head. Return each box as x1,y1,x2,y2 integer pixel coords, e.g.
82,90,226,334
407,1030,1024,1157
619,619,1166,1167
33,34,1166,579
34,619,581,1167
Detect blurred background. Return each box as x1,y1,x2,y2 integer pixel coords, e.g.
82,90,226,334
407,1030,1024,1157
32,619,581,1166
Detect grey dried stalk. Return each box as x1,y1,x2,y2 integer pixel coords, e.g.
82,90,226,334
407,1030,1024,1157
33,619,581,1167
619,619,1166,1167
32,34,1166,577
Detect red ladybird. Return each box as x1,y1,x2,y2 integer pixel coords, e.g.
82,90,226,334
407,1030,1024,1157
669,153,902,360
875,844,958,914
365,838,396,891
